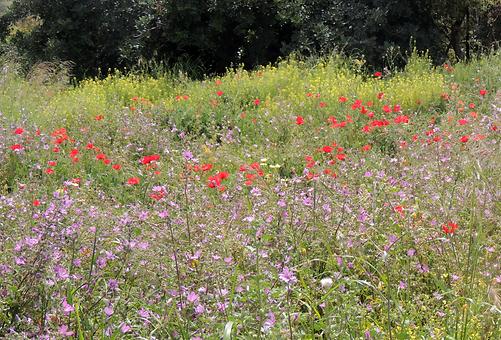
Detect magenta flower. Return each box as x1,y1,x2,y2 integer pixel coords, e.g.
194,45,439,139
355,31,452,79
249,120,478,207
279,266,297,285
54,265,69,281
120,323,131,333
58,325,74,337
187,291,199,303
104,305,114,317
62,298,74,315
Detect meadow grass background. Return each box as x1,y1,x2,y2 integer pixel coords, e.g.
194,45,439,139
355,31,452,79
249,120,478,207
0,51,500,338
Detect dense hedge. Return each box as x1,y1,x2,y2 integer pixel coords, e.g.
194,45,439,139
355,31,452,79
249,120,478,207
1,0,500,77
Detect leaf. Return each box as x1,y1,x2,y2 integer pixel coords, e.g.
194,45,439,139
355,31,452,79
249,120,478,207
223,321,234,340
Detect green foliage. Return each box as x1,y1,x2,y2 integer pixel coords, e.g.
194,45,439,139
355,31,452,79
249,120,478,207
1,0,141,77
0,0,499,77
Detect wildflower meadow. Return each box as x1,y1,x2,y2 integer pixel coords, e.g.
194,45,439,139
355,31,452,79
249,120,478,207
0,51,500,339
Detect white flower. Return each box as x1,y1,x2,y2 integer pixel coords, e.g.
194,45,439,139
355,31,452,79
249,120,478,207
320,277,333,289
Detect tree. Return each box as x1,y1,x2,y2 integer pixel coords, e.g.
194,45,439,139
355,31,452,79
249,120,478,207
127,0,291,75
2,0,141,77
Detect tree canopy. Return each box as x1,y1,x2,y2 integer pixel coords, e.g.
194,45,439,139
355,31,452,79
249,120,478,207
1,0,500,77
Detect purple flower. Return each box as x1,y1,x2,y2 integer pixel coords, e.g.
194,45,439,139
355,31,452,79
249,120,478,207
62,298,74,315
158,210,169,218
217,301,228,312
138,308,150,319
194,304,205,315
182,150,193,161
54,265,69,281
187,291,199,303
262,311,276,333
279,266,297,285
58,325,74,337
108,279,118,291
104,305,114,317
120,323,131,334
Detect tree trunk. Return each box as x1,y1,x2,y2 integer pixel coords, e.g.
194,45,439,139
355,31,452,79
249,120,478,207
450,16,465,61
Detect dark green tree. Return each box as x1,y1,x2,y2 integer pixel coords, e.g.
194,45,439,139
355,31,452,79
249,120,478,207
2,0,141,77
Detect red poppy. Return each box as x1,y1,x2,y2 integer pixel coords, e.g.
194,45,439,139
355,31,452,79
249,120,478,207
306,172,318,180
374,71,382,77
322,145,333,153
70,149,79,158
218,171,229,180
254,98,261,106
216,90,224,97
48,161,57,167
296,116,304,125
14,128,24,135
394,115,409,124
362,144,372,152
51,128,67,137
96,153,106,160
150,191,165,201
458,119,468,125
479,89,487,96
33,200,41,207
383,105,391,113
45,168,54,175
351,99,362,110
377,92,385,100
336,153,346,161
10,144,23,151
442,221,458,234
141,155,160,165
338,96,347,103
319,102,327,108
95,115,104,121
202,163,213,171
460,135,469,143
112,164,121,170
245,173,256,180
127,177,140,185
